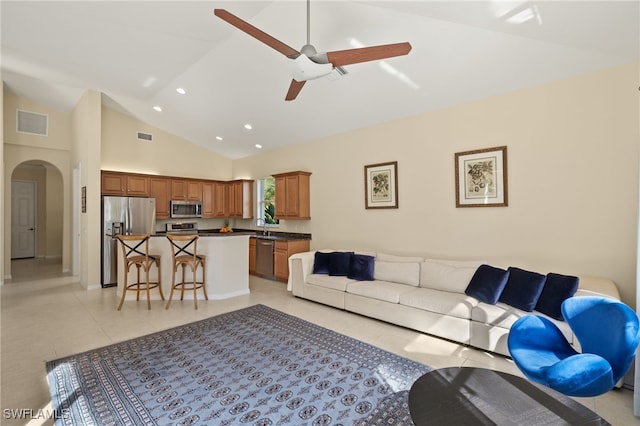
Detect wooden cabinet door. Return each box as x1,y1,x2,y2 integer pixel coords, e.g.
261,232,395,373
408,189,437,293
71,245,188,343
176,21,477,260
274,240,310,282
249,238,256,274
202,182,215,218
214,181,226,217
171,179,187,200
284,175,300,217
187,181,202,200
126,175,149,197
274,176,286,218
274,241,289,281
101,171,126,195
150,177,171,218
273,172,310,220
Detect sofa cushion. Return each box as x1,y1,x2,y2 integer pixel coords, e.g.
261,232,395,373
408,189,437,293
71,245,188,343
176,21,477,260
420,260,479,293
425,258,485,268
328,252,354,276
535,273,580,320
464,265,510,304
376,253,424,263
348,254,375,281
374,260,420,287
400,287,478,320
313,251,332,274
346,280,415,303
307,274,356,291
499,267,546,312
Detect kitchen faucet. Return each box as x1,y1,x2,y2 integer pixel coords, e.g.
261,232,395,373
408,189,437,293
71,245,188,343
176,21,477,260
256,218,268,236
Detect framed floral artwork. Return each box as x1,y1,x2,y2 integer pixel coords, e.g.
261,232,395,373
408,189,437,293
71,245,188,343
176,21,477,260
455,146,508,207
365,161,398,209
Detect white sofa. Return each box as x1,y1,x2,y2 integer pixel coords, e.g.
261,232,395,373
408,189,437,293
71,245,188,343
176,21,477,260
288,250,620,357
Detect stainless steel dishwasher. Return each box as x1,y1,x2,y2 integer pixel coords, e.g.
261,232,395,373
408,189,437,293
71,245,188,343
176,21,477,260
255,238,275,277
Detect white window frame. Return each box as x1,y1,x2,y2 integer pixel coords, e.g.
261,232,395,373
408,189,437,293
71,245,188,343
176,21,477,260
256,177,279,227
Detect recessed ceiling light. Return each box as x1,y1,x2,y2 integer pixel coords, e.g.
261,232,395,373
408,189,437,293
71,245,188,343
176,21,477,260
176,87,186,95
255,144,262,149
153,106,162,112
244,124,253,130
216,136,223,141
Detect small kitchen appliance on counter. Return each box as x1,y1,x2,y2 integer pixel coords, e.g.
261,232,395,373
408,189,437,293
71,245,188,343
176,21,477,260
165,222,199,235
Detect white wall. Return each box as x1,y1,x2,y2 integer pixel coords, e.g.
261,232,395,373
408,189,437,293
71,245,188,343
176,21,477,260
101,106,233,180
235,63,640,308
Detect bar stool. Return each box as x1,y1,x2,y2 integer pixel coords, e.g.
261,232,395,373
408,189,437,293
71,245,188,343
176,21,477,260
166,234,208,309
115,234,164,310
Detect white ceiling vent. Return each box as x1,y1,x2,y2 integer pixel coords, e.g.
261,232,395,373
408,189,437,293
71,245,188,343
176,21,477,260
17,110,48,136
137,131,153,142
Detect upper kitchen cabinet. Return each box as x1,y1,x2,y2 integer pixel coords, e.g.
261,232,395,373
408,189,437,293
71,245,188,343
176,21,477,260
150,177,171,218
203,181,227,218
229,180,254,219
126,174,149,197
101,171,127,195
171,179,202,201
101,171,149,197
273,171,311,220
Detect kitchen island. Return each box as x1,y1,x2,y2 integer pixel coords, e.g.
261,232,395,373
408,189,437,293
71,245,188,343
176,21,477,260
116,232,252,303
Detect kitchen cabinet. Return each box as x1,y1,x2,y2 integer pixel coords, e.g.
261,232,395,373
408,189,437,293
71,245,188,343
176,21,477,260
101,171,127,195
203,180,228,218
228,180,254,219
150,177,171,218
274,239,311,282
273,171,311,220
126,175,149,197
171,179,202,201
101,171,149,197
249,237,256,274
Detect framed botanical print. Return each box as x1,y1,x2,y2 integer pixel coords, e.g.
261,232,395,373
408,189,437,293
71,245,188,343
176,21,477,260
365,161,398,209
455,146,508,207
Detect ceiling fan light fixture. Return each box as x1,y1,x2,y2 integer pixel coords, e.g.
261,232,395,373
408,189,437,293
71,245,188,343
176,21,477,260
291,54,333,82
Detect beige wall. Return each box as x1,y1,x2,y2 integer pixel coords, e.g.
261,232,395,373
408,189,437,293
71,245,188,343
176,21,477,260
101,106,232,180
71,90,102,289
235,63,640,307
3,90,72,278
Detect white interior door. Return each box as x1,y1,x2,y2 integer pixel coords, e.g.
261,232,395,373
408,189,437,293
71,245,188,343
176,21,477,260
11,180,36,259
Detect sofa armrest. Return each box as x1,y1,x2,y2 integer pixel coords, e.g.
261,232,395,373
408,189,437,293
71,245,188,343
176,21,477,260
287,251,317,292
575,276,620,300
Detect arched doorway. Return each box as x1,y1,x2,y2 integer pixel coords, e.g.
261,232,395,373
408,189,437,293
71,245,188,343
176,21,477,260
9,160,65,281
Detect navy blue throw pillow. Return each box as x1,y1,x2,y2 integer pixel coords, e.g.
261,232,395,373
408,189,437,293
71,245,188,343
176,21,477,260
499,267,547,312
328,252,354,276
465,264,510,304
535,273,579,320
313,252,331,274
348,254,375,281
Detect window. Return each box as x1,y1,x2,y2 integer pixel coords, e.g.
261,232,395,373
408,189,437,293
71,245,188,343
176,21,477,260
257,176,279,225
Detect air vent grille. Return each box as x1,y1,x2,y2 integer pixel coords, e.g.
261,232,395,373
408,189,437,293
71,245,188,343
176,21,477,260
137,131,153,142
17,110,48,136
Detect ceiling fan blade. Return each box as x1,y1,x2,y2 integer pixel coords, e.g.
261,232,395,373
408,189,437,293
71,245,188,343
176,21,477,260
214,9,299,58
326,42,412,67
285,80,306,101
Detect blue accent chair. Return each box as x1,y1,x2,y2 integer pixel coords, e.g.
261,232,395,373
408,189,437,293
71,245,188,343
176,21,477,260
508,296,640,397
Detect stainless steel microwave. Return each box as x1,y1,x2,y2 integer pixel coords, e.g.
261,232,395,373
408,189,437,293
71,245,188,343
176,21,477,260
170,200,202,218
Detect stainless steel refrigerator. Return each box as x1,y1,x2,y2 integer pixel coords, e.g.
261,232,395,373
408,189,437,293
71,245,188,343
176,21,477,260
101,196,156,287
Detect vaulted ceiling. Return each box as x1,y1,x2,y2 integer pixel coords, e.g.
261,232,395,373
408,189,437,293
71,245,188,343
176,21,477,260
2,1,638,159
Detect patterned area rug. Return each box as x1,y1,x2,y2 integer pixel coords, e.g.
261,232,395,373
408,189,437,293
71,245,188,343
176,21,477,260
47,304,431,425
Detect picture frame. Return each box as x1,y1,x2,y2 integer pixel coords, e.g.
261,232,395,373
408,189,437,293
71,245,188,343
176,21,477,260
364,161,398,209
455,146,508,207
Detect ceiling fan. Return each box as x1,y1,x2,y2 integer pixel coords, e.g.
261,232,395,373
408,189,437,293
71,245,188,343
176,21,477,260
214,1,412,101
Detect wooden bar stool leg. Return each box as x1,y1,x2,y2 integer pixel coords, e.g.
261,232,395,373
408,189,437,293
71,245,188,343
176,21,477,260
117,264,129,311
191,264,198,310
201,260,208,301
145,266,151,310
156,259,165,300
166,261,177,309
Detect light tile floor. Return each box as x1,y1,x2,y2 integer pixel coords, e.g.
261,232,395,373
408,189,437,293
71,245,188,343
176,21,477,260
1,258,638,425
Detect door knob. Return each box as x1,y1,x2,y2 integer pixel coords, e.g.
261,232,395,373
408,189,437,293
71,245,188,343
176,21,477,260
28,228,34,231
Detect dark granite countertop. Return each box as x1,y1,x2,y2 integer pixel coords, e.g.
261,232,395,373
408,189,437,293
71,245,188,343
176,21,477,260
154,229,311,241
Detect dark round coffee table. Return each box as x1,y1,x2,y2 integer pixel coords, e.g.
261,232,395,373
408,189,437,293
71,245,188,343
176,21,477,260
409,367,610,425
